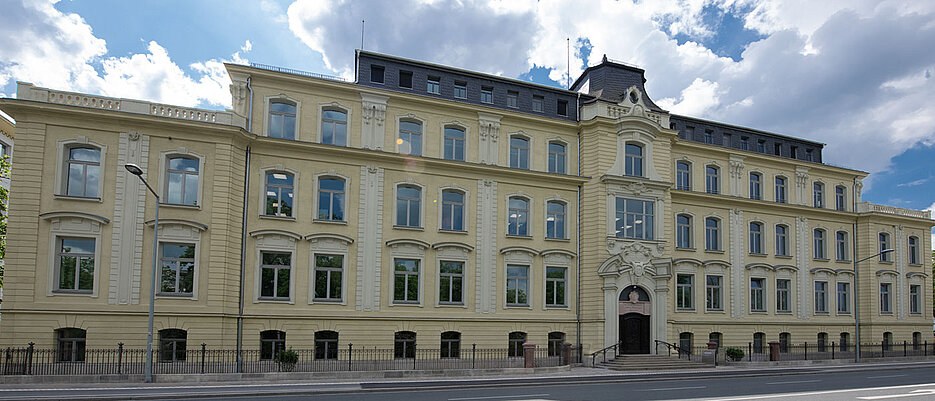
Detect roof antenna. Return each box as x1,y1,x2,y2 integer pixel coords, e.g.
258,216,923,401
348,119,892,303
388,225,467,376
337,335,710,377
360,19,365,50
566,37,570,89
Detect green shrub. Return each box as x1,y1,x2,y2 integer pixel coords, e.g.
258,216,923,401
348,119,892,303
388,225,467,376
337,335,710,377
275,347,299,371
724,347,744,361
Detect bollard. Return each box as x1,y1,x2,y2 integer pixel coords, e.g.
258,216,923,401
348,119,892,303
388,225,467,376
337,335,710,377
523,343,536,369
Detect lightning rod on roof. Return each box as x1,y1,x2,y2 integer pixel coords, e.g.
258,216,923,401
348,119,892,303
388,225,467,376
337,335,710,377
361,20,365,50
566,37,570,89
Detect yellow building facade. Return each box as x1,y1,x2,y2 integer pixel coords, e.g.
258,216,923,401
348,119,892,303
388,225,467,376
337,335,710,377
0,51,930,360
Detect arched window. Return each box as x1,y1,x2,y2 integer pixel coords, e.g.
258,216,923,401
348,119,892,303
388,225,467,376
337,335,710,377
315,331,339,360
817,332,828,352
676,161,691,190
546,201,566,239
394,331,416,359
166,156,200,206
265,172,294,217
908,236,920,265
676,214,692,249
813,229,826,259
749,222,763,255
548,142,566,174
159,329,187,362
318,177,345,221
913,332,922,350
260,330,286,360
441,331,461,358
399,120,423,156
775,225,788,256
840,332,850,351
705,217,720,251
268,100,296,140
508,197,529,236
510,136,529,169
679,332,693,352
396,185,422,227
879,233,891,262
749,173,762,200
779,332,791,353
774,176,787,203
321,108,347,146
441,189,465,231
548,332,566,357
624,143,643,177
753,332,766,354
883,332,893,351
835,185,847,211
708,332,722,347
508,332,527,357
65,146,101,198
813,182,824,208
56,328,86,362
705,166,719,194
443,126,465,161
836,231,848,261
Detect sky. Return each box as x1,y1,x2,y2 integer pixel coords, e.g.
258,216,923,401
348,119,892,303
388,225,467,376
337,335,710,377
0,0,932,245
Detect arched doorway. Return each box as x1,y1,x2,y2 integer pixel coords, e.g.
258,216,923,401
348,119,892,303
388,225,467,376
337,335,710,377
618,285,651,354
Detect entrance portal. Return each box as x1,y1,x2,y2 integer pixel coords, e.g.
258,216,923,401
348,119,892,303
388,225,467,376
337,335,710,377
618,286,651,354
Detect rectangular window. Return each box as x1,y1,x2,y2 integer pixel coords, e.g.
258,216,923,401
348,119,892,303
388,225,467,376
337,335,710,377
393,258,420,303
481,86,493,103
910,284,921,314
398,70,413,89
615,197,654,240
454,81,467,99
55,237,95,293
398,121,423,156
805,149,813,161
676,162,691,190
427,76,440,94
65,146,102,198
835,186,846,211
775,225,788,256
624,144,644,177
370,65,384,84
705,218,720,251
703,130,714,144
880,283,892,314
546,201,566,239
776,279,791,313
814,281,828,313
721,133,731,146
166,157,200,206
749,173,762,200
814,230,826,259
676,274,694,310
440,190,465,231
557,99,568,116
507,90,518,108
705,167,719,194
740,137,749,150
836,232,848,261
259,252,291,300
509,137,529,169
506,265,529,306
909,237,919,265
159,243,195,296
750,278,766,312
443,127,465,161
532,95,544,112
775,177,786,203
813,183,824,208
548,142,566,174
879,234,891,262
837,282,850,313
439,261,464,305
265,172,295,217
313,254,343,301
545,267,567,307
317,178,346,221
706,275,722,311
790,145,799,159
757,140,766,153
774,143,782,156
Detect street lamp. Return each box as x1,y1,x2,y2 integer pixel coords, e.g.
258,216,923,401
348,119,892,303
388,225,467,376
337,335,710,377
125,163,159,383
855,248,894,363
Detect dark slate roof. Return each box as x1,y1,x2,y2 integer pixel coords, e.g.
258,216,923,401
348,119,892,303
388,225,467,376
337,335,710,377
570,55,664,112
669,114,825,162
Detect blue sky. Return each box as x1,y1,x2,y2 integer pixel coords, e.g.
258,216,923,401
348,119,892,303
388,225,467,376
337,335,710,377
1,0,933,243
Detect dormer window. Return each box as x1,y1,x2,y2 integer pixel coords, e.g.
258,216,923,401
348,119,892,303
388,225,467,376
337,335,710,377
557,99,568,116
454,81,467,99
398,70,413,89
532,95,544,112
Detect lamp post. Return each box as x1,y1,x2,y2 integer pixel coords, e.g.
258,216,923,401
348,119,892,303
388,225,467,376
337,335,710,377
125,163,159,383
855,248,894,363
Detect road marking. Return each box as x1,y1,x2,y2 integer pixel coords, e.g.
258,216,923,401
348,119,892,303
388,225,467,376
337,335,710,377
867,374,908,379
764,379,820,385
448,394,551,401
635,386,706,392
857,389,935,400
702,383,935,400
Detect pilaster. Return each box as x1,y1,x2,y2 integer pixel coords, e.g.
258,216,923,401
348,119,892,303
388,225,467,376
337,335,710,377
795,216,810,319
478,113,501,165
729,208,745,317
475,178,498,313
360,93,388,150
728,155,745,197
109,131,149,305
795,166,809,206
356,165,384,311
895,225,907,320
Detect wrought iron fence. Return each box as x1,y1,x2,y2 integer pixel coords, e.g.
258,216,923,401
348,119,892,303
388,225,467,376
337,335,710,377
0,342,568,376
714,340,934,362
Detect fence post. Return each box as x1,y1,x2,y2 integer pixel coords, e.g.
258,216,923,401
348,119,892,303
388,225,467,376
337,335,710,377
347,343,352,371
412,342,417,370
117,343,124,375
472,344,476,369
903,341,907,357
804,342,808,361
926,341,928,357
881,341,885,358
748,342,751,361
831,342,835,360
201,343,206,374
25,342,34,375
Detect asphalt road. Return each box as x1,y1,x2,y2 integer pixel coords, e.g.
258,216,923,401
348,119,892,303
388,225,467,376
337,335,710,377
2,363,935,400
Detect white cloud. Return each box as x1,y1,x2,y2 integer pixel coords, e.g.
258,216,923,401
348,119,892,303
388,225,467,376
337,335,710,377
656,78,721,116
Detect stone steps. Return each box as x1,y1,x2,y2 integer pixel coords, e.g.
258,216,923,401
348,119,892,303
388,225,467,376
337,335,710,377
598,354,712,371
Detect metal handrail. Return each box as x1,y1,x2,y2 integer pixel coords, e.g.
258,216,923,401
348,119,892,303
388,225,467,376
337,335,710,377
590,341,623,366
654,340,692,360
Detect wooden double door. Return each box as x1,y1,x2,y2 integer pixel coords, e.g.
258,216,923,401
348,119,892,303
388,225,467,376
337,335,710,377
619,313,650,354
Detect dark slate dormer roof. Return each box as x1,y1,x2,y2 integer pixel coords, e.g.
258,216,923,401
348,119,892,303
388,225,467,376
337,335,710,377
571,55,664,112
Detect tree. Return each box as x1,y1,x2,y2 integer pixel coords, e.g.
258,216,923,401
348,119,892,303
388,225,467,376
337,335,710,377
0,154,9,288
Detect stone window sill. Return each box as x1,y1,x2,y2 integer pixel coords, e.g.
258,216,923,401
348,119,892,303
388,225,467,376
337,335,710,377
315,219,348,225
54,194,103,202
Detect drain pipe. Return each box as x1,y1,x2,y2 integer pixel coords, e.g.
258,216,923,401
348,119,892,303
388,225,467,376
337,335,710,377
236,76,253,372
575,92,582,362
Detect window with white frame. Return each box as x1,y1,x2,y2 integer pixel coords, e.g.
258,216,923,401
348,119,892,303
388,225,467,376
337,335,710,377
321,109,348,146
908,236,920,265
676,162,691,190
264,172,294,218
548,142,566,174
705,217,721,251
508,332,527,356
910,284,921,314
313,254,343,301
454,81,467,99
65,146,101,198
813,229,826,259
510,136,529,169
166,156,199,206
259,251,291,300
676,214,692,249
775,225,788,256
506,265,529,306
836,231,848,261
706,275,722,311
315,331,339,360
624,143,643,177
545,267,566,307
317,177,345,221
260,330,286,360
159,243,195,296
396,185,422,227
441,331,461,358
55,237,95,293
705,166,719,194
749,172,762,200
438,260,464,305
268,100,296,140
443,126,465,161
776,279,791,313
427,76,440,94
531,95,543,112
508,197,529,236
813,182,824,208
395,331,416,358
615,198,654,240
393,258,420,303
676,274,694,310
749,222,764,255
835,185,846,211
814,281,828,313
56,328,86,362
880,282,892,314
440,189,465,231
546,201,566,239
879,233,891,262
750,278,766,312
775,176,787,203
398,120,423,156
481,86,493,103
548,332,565,356
159,329,187,362
837,282,850,313
507,90,518,108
